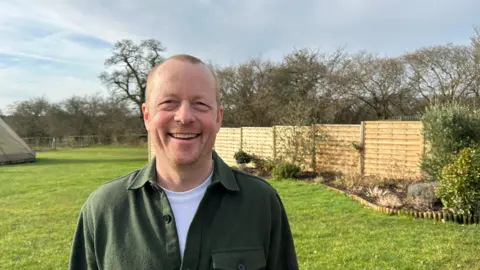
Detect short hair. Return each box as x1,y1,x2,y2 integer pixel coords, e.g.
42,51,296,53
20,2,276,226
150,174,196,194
145,54,220,107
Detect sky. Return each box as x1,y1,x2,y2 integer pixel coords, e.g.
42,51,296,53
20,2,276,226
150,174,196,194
1,0,480,114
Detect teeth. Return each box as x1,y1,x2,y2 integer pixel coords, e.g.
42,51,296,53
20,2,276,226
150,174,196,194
171,133,198,139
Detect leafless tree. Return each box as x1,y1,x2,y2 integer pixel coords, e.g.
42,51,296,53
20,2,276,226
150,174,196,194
99,39,166,130
404,44,475,105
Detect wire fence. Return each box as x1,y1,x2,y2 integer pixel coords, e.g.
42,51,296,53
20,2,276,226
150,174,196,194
22,134,148,152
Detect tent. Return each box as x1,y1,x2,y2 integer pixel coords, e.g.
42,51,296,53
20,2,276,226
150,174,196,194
0,117,36,165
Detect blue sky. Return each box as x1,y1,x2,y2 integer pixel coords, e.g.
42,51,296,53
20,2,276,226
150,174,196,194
1,0,480,114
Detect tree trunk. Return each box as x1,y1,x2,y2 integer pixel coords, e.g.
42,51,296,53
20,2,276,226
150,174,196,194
138,105,146,132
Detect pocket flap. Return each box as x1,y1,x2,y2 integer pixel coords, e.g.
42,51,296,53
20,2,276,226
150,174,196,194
212,247,266,270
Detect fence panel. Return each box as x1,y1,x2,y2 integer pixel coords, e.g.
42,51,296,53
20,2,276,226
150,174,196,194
274,125,315,168
241,127,274,160
315,125,361,172
214,128,242,166
363,121,424,178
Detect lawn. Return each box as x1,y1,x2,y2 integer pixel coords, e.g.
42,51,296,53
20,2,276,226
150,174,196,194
1,147,479,269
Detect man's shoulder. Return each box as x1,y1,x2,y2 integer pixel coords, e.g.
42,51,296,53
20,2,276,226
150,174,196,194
82,166,145,209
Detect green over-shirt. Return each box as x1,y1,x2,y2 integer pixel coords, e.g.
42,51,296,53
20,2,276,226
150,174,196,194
68,151,298,270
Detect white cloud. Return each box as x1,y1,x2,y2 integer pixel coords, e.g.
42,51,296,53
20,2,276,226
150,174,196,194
0,65,105,113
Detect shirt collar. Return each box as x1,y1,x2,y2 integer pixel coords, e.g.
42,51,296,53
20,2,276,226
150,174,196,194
125,150,239,192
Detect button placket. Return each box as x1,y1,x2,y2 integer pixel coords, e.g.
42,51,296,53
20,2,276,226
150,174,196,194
150,181,181,269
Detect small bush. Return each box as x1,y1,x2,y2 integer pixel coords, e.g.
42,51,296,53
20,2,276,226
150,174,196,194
251,155,276,174
234,150,253,164
407,182,439,206
377,194,403,209
333,171,364,190
436,147,480,215
405,197,431,212
272,162,301,179
421,103,480,181
365,186,390,199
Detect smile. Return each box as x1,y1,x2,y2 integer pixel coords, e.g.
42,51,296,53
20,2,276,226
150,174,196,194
168,133,201,140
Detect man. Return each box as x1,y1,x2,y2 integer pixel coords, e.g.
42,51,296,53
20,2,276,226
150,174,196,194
68,54,298,270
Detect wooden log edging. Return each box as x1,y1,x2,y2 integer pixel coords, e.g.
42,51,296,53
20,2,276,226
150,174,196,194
319,183,480,225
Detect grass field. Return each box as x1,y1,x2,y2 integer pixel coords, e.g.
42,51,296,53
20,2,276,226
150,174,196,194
1,147,479,269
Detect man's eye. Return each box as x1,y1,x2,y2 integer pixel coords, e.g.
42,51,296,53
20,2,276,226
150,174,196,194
194,102,210,110
158,100,177,109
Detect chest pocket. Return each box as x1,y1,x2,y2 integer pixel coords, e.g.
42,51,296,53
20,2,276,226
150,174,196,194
211,247,266,270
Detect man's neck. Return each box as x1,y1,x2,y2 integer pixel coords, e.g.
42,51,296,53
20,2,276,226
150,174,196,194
155,154,213,192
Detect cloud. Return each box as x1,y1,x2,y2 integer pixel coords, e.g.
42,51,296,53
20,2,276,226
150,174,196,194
1,0,480,113
0,64,105,114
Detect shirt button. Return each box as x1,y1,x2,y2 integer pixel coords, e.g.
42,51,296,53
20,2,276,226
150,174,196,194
237,263,246,270
163,214,172,224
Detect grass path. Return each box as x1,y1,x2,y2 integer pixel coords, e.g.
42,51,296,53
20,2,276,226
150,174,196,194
0,147,479,269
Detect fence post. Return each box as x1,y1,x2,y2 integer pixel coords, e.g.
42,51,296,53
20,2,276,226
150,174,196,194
240,127,243,150
272,126,277,160
51,137,56,150
360,122,366,176
311,124,316,171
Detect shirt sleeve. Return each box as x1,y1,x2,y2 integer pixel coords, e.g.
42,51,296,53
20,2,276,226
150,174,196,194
68,203,98,270
267,192,299,270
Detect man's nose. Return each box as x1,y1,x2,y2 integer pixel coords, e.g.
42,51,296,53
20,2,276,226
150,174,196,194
174,102,195,124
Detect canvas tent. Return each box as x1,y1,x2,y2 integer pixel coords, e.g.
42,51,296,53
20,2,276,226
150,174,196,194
0,117,36,165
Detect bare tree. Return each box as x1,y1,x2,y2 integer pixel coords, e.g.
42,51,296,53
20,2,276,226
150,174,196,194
6,97,51,137
469,26,480,104
270,48,327,125
404,44,475,105
99,39,166,130
216,58,277,127
348,52,411,120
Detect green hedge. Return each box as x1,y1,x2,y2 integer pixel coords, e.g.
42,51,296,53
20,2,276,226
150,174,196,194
421,103,480,181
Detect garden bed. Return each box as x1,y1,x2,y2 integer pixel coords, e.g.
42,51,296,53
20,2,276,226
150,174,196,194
245,166,479,225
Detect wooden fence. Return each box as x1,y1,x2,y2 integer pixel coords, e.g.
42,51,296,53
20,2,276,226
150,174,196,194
148,121,425,178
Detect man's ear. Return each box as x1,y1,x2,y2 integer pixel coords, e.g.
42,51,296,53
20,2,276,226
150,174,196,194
142,103,149,131
216,106,224,130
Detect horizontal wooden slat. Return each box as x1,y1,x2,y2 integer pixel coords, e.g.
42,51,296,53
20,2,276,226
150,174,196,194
365,149,422,156
365,135,422,141
365,140,423,146
364,161,420,169
365,153,421,160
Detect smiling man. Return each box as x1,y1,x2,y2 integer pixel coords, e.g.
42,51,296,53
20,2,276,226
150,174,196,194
68,54,299,270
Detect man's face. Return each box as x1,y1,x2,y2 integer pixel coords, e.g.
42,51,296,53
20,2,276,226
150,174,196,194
142,60,223,167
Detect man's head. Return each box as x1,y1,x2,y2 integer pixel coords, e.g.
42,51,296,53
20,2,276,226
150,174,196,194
142,54,223,168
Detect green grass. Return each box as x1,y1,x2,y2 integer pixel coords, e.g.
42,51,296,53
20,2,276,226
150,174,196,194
1,147,479,269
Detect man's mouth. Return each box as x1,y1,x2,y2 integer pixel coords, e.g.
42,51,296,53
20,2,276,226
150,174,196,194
168,133,201,140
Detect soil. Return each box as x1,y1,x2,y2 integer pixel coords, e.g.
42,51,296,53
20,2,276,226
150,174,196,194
246,167,445,213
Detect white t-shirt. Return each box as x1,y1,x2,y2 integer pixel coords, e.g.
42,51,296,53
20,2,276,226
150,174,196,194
162,167,213,259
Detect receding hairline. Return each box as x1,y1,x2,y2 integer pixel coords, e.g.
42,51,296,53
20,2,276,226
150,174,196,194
145,54,220,105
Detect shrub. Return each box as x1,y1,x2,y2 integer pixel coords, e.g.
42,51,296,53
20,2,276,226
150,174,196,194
365,186,390,199
333,171,364,189
436,147,480,215
251,155,276,174
234,150,253,164
421,103,480,181
377,194,403,209
272,162,301,179
405,196,437,212
407,182,439,207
